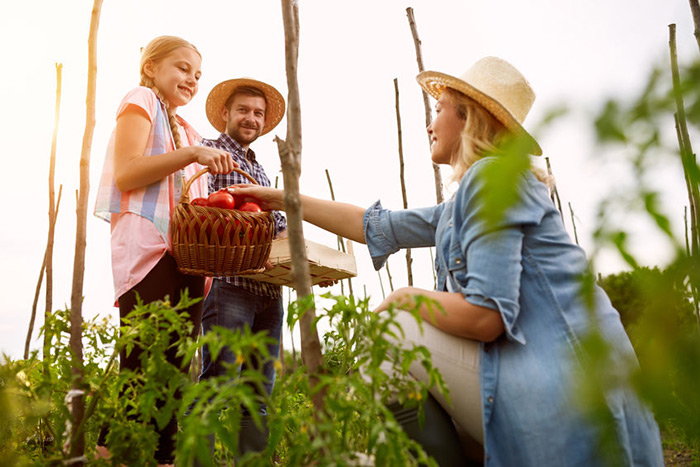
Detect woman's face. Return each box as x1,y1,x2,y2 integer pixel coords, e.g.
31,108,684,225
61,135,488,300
427,94,466,165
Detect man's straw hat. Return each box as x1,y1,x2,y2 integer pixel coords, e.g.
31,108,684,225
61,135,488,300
417,57,542,155
205,78,285,135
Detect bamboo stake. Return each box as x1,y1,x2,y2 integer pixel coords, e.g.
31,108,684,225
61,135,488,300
325,169,354,296
394,78,414,286
545,157,564,218
670,24,700,255
675,115,699,255
279,0,325,414
26,64,63,361
568,202,580,246
385,260,395,292
25,186,63,360
685,206,691,256
66,1,102,462
406,7,444,204
288,290,297,372
429,247,437,290
377,271,386,300
689,0,700,53
669,24,700,328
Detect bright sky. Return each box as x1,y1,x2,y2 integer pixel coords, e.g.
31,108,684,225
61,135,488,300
1,0,696,360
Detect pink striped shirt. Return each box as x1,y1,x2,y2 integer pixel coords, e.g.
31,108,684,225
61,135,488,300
94,87,208,303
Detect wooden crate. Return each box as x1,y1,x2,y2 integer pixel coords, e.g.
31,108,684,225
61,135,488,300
240,238,357,286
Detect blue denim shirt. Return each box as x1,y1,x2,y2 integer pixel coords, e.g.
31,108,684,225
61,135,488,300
363,157,663,466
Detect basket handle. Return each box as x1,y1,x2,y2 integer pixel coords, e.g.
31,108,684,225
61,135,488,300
180,167,260,203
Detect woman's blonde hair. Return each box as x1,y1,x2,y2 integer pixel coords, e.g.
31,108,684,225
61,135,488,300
139,36,201,149
443,88,549,185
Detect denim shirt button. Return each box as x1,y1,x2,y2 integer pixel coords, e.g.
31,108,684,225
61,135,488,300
488,396,494,403
455,258,461,264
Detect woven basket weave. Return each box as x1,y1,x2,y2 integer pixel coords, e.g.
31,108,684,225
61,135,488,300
171,167,274,276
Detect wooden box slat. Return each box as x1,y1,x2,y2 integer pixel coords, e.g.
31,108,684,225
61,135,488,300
241,238,357,286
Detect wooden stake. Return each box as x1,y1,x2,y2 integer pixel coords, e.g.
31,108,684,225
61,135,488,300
325,168,354,296
670,24,700,256
26,64,63,361
394,78,414,286
385,260,395,292
545,157,564,218
279,0,325,413
26,186,63,361
568,202,580,246
689,0,700,53
406,7,444,204
67,1,102,462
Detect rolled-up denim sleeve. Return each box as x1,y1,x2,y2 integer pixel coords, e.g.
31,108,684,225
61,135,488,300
363,200,444,270
452,158,547,344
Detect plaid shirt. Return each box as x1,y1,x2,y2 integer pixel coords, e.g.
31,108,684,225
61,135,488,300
202,133,287,298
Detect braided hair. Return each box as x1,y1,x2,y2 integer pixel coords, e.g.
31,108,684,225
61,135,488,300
139,36,200,149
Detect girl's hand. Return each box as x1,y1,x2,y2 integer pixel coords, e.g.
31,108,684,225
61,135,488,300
192,146,237,174
230,185,285,211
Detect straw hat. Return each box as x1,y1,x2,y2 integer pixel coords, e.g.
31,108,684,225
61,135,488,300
417,57,542,155
205,78,285,135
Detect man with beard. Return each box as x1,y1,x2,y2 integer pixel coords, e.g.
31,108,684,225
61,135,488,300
198,78,287,456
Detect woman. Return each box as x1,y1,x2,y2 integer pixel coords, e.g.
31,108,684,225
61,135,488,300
235,57,664,466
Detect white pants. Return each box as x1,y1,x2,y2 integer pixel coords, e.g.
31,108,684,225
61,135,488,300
382,311,484,445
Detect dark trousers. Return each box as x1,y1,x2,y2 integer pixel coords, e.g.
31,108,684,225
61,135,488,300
99,253,204,463
200,280,283,412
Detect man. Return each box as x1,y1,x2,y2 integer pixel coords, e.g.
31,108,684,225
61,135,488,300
199,78,287,455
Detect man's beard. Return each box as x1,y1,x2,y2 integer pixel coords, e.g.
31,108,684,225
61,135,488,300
227,125,261,145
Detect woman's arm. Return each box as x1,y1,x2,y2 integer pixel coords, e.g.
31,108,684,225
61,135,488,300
232,185,367,243
113,106,237,192
374,287,505,342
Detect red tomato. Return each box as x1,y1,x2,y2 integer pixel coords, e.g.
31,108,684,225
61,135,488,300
239,202,262,213
191,197,208,207
227,187,249,207
207,190,236,209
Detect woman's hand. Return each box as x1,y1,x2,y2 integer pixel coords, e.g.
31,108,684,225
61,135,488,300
230,185,285,211
374,287,506,342
191,146,237,174
373,287,423,313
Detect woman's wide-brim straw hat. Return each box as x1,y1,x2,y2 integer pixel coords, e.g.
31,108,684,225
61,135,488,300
417,56,542,156
206,78,285,135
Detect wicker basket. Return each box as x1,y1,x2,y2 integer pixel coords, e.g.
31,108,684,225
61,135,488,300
171,167,274,276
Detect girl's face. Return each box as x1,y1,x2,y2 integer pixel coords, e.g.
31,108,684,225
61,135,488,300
144,46,202,110
427,94,466,165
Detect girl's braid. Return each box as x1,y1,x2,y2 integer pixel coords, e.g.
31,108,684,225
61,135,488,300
141,76,183,150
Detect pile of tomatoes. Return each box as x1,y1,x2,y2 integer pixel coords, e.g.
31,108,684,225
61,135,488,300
188,188,262,242
192,187,262,212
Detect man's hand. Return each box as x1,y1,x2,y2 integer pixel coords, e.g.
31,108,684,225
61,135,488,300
316,279,339,288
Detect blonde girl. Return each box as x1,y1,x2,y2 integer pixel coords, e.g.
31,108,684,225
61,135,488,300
94,35,236,465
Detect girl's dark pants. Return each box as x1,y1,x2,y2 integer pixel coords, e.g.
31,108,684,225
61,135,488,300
98,253,203,463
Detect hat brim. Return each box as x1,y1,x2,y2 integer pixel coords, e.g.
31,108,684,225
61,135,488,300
417,71,542,156
205,78,286,136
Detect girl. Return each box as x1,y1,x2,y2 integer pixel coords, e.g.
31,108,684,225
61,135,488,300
94,35,236,465
233,57,665,465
